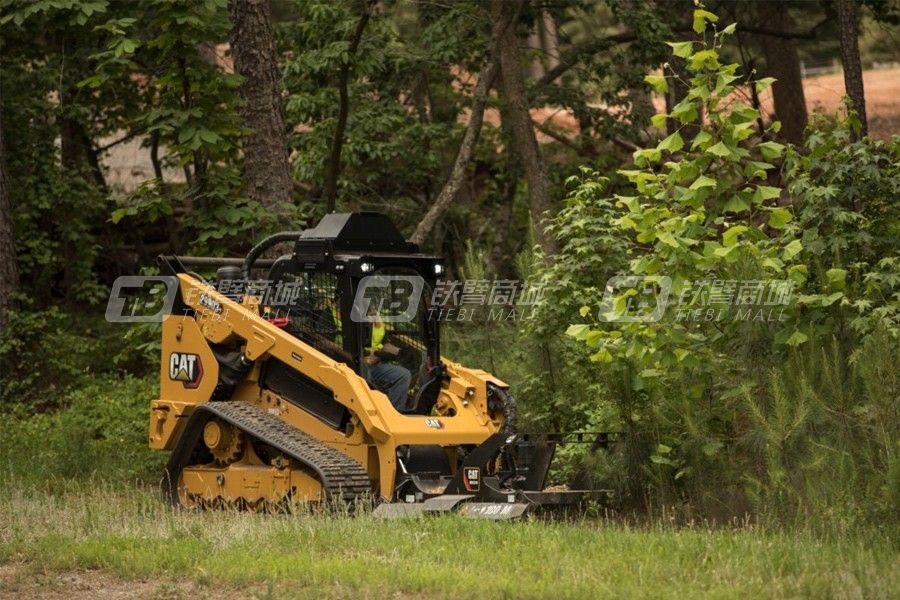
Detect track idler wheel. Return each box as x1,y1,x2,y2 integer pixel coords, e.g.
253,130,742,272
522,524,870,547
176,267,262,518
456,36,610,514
203,419,244,465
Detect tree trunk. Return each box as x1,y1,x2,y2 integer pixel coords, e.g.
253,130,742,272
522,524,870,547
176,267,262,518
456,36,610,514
150,130,164,182
410,60,498,246
228,0,294,213
492,0,558,259
837,0,868,138
488,85,520,277
322,4,371,213
0,112,18,332
60,113,108,191
757,2,808,145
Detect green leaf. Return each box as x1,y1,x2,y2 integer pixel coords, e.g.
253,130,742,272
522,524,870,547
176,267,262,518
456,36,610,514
762,256,784,271
755,77,776,93
689,175,716,190
753,185,781,203
722,22,737,35
820,291,844,306
657,131,684,154
651,113,668,128
785,330,809,347
731,103,760,122
615,195,641,213
692,8,719,33
788,264,808,285
656,230,679,248
633,148,662,166
743,161,774,178
716,73,740,94
584,330,604,347
198,129,220,144
706,141,731,157
703,241,723,257
111,208,128,224
177,127,195,144
732,121,756,141
670,97,699,123
713,244,738,258
645,74,668,94
579,305,592,317
667,41,693,59
691,130,712,149
590,348,614,363
782,239,803,261
566,324,590,339
723,194,751,213
768,207,792,228
689,49,718,71
656,443,672,454
759,141,785,161
826,268,847,291
722,225,748,246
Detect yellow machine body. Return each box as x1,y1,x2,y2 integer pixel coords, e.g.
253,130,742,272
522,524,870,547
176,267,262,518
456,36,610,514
152,274,506,506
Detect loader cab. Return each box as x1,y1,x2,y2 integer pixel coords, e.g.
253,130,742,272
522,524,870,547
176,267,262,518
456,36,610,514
257,212,445,414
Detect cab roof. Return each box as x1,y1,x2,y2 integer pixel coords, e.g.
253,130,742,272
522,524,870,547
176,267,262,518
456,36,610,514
299,212,418,253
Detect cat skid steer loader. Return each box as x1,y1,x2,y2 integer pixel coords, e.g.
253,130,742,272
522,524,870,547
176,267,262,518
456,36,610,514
151,212,607,519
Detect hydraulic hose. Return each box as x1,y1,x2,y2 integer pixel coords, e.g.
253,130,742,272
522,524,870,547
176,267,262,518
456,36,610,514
240,231,305,281
487,382,518,434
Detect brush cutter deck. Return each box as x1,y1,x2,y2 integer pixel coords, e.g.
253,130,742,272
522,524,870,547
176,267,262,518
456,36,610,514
375,432,611,519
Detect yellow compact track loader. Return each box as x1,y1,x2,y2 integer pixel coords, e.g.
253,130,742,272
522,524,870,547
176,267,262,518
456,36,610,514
152,212,606,518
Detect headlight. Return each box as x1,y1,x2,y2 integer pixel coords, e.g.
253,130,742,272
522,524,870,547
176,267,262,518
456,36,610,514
360,262,374,273
434,263,444,275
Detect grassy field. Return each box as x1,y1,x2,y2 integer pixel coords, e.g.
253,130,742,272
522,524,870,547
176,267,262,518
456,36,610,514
0,376,896,598
0,481,897,600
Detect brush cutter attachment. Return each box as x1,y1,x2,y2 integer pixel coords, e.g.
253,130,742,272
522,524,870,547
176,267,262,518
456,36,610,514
374,432,611,519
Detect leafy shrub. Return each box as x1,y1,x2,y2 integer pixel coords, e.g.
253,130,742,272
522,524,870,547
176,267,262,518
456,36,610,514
0,309,157,405
783,119,899,343
537,6,900,524
0,375,163,485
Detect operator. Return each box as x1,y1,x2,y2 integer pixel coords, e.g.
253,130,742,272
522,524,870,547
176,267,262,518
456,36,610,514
363,315,411,411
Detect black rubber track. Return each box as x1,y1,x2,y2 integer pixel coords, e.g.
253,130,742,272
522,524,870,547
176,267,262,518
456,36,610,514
161,401,372,506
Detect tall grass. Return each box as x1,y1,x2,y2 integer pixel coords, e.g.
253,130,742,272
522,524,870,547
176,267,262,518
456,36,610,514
0,479,896,599
0,375,164,486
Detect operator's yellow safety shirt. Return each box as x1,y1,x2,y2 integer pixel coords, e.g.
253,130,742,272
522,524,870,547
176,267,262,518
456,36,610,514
329,303,343,344
368,321,386,353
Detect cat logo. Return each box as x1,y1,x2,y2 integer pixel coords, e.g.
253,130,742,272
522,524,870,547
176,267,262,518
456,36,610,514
463,467,480,492
168,352,203,389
